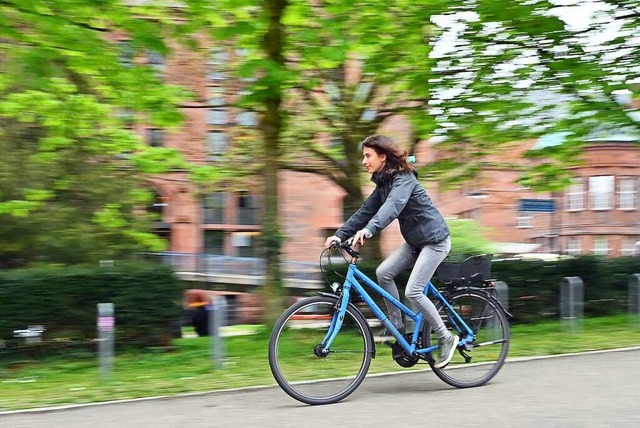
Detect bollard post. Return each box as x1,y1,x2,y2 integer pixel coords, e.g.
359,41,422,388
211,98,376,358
493,281,509,312
560,277,583,332
482,281,508,330
97,303,115,380
629,274,640,326
209,295,227,369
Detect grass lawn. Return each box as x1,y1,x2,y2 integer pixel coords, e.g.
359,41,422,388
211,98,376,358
1,314,639,412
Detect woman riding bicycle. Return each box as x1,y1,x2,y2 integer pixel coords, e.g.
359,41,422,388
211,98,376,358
324,134,458,369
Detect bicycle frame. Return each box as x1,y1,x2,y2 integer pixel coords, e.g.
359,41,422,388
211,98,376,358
322,261,476,357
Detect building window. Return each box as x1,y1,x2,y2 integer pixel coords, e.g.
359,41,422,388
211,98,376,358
208,86,226,107
618,176,637,210
237,192,259,225
516,213,532,228
207,48,228,81
147,129,164,147
565,236,581,255
236,110,258,126
592,236,609,256
360,109,377,121
206,131,228,160
118,40,133,67
203,193,225,224
589,176,614,210
232,232,261,257
566,177,584,211
208,108,228,125
147,50,166,74
204,230,225,255
622,237,639,256
354,81,374,102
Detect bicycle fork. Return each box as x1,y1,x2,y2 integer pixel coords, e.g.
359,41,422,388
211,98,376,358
318,289,352,355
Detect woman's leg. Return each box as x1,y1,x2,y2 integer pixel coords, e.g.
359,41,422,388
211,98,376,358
404,237,451,340
376,243,417,332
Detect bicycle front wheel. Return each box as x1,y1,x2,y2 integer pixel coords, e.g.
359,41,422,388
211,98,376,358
423,288,509,388
268,295,374,405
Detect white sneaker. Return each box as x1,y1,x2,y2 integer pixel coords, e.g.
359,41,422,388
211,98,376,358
433,335,459,369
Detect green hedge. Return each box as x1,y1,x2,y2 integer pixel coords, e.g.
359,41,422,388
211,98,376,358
0,262,184,355
3,255,639,357
318,255,640,324
491,256,640,323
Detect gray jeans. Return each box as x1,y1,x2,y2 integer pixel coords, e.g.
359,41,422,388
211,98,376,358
375,236,451,340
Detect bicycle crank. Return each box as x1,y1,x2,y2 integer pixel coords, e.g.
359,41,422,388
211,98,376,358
391,334,420,367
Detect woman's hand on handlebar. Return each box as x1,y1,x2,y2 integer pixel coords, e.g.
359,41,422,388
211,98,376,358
324,235,341,248
352,228,372,246
324,235,361,258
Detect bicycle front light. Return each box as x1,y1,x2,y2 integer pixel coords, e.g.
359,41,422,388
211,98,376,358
331,282,341,292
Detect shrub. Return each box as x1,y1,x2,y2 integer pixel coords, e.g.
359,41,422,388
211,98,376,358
0,262,184,357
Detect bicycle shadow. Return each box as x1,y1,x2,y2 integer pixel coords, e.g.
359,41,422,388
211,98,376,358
362,371,453,395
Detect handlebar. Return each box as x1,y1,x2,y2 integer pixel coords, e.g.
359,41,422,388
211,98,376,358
330,241,360,258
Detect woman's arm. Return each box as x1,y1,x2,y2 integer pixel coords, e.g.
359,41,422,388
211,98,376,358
335,189,382,241
364,173,414,236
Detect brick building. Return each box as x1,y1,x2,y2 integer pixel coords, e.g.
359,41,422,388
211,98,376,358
137,44,640,262
434,137,640,257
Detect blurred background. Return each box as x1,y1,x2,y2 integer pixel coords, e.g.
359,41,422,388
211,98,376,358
1,0,639,353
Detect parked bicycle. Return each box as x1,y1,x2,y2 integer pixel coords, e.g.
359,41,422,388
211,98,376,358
268,242,511,405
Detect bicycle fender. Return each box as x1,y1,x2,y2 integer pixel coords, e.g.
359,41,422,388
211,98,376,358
482,288,514,318
318,292,377,358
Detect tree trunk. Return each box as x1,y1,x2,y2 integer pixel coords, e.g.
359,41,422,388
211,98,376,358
260,0,287,327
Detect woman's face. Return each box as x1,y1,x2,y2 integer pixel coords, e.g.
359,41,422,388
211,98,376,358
362,146,386,174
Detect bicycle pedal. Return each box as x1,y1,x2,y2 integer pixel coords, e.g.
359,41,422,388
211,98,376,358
458,348,472,363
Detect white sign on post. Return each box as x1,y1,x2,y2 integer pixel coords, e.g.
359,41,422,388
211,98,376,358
97,303,115,380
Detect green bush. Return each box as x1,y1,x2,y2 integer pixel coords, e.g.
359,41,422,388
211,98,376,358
481,256,640,322
0,262,184,355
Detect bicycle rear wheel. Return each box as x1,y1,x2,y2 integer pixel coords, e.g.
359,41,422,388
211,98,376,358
422,288,509,388
268,295,374,405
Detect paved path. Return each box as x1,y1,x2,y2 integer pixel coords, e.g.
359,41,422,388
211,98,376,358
2,348,639,428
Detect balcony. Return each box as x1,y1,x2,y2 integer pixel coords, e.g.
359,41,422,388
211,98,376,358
142,252,324,291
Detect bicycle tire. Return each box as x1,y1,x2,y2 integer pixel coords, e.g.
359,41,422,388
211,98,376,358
268,295,374,405
422,288,509,388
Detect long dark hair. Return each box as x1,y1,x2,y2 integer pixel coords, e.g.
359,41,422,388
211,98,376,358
361,134,412,178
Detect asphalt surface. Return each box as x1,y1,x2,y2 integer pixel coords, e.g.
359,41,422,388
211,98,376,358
2,347,639,428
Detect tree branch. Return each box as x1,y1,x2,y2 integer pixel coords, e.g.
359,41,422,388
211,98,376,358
0,0,108,32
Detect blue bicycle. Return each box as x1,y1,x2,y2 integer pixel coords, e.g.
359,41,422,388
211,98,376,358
268,242,510,405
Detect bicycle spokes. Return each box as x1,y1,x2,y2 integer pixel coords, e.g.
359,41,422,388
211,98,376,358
423,289,509,388
268,295,374,405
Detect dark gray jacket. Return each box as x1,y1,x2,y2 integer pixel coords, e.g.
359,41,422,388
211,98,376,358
335,171,449,249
